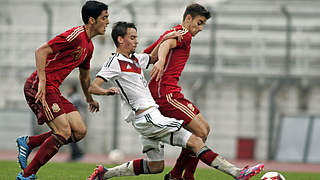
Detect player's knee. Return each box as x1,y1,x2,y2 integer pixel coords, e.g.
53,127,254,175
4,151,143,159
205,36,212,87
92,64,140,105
148,161,164,174
186,134,205,153
57,127,72,140
74,126,87,140
204,125,210,141
195,128,209,142
202,122,210,138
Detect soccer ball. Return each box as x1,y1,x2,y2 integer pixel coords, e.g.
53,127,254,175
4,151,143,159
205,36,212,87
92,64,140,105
108,149,124,163
261,172,285,180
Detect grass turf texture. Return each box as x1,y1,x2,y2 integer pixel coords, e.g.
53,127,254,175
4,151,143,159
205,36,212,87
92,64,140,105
1,160,320,180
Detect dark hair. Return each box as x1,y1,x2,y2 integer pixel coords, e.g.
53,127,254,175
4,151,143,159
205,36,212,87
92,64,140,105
111,21,137,47
183,3,211,21
81,1,108,24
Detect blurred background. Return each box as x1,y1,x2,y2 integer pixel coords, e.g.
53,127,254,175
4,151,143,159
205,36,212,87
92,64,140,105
0,0,320,164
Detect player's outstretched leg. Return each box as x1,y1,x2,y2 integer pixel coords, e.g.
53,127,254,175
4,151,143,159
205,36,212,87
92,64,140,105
235,163,265,180
195,147,264,179
88,159,158,179
187,133,264,180
87,165,108,180
16,172,36,180
16,136,32,170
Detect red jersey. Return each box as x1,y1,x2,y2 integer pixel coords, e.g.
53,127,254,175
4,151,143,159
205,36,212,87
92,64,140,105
144,24,192,98
27,26,94,94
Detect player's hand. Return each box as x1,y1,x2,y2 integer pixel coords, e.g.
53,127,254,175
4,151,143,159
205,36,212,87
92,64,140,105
88,100,99,113
35,81,54,120
35,80,46,103
150,60,165,81
163,30,183,42
105,87,119,96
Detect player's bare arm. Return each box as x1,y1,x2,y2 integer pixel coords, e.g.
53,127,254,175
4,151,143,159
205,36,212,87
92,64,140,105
35,43,53,118
79,68,100,112
149,31,183,64
88,77,119,96
150,39,177,81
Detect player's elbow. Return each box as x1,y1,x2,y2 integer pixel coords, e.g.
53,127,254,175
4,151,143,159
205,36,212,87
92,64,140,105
35,47,45,58
35,43,52,56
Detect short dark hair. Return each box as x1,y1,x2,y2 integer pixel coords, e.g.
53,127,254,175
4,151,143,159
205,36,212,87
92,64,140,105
81,1,108,24
183,3,211,21
111,21,137,47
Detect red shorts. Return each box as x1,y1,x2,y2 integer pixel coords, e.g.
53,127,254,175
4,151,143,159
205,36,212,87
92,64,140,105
24,80,78,125
154,92,200,127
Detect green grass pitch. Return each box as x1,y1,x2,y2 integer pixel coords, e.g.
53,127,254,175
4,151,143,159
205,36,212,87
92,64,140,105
1,160,320,180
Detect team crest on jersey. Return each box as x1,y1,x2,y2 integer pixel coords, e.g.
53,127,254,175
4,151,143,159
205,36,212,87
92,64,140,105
119,60,141,74
51,103,61,113
70,46,82,60
187,103,195,111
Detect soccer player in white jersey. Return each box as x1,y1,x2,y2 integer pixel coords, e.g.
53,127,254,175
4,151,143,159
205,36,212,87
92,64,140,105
87,21,264,180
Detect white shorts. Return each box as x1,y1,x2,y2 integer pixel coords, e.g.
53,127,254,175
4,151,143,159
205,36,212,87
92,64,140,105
133,107,192,161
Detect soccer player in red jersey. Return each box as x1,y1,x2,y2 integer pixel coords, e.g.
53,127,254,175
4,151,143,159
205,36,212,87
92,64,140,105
144,3,264,180
16,1,116,179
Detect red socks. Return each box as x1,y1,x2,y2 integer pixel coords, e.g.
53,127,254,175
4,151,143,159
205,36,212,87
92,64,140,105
196,146,218,166
170,148,190,178
27,131,53,150
171,147,218,179
133,159,150,175
23,134,67,177
183,155,199,179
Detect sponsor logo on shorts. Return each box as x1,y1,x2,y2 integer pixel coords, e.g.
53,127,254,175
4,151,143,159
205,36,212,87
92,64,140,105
51,103,61,113
187,103,195,111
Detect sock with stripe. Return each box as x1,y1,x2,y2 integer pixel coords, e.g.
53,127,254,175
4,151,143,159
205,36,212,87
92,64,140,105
133,159,150,175
196,146,241,177
27,131,53,150
23,134,67,177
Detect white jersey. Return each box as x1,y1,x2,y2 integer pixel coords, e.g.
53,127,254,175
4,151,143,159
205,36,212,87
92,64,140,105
97,53,158,122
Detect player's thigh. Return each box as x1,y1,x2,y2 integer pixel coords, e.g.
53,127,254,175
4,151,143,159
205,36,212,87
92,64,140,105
66,111,87,139
47,113,71,139
61,96,87,138
160,128,192,149
185,113,210,141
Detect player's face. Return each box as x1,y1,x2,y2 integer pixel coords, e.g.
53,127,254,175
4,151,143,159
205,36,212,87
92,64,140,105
93,10,109,35
188,15,207,37
123,28,138,54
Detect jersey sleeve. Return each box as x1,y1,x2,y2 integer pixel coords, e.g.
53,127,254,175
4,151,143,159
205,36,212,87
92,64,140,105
135,53,150,69
96,57,120,81
78,43,94,69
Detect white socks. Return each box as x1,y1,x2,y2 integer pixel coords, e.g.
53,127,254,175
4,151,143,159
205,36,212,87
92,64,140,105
104,161,135,179
211,155,241,177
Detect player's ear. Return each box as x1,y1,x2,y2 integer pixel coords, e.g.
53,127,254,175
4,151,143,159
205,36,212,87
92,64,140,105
185,14,193,23
88,17,96,25
117,36,124,45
